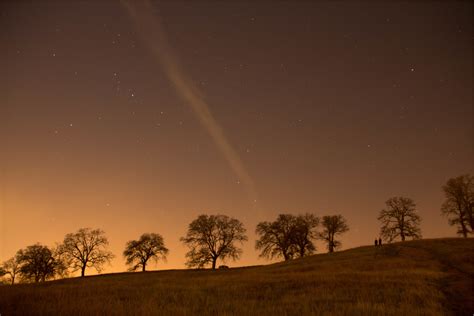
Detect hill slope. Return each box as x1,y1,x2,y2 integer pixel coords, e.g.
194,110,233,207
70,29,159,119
0,238,473,315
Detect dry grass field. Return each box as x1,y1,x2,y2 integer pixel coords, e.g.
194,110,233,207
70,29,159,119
0,238,472,315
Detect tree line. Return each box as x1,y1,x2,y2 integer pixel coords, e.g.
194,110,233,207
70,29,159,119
0,174,472,284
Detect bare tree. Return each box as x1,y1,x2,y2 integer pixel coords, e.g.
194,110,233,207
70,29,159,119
378,197,421,242
1,257,20,285
16,244,66,283
441,174,474,237
181,214,247,269
59,228,114,277
123,233,169,271
318,215,349,252
255,214,298,261
292,214,320,257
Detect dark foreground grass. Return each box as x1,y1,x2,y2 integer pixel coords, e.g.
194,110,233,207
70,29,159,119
0,238,472,315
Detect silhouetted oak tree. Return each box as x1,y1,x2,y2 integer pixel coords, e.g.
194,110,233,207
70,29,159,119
293,214,320,257
0,257,20,285
123,233,169,271
59,228,114,277
255,214,298,261
441,174,473,237
378,197,421,242
256,214,320,260
16,244,66,282
318,215,349,252
181,214,247,269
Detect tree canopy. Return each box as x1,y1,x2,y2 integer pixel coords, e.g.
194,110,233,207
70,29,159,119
255,213,320,260
181,214,247,269
0,257,20,285
59,228,114,277
16,244,66,282
378,197,421,242
123,233,169,271
441,174,473,237
318,215,349,253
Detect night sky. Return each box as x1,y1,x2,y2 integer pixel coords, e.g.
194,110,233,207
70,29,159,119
1,1,472,273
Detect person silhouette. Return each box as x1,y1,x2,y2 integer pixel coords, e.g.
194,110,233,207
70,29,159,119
374,239,378,247
378,238,382,246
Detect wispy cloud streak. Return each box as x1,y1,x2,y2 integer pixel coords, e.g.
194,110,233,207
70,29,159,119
121,0,257,203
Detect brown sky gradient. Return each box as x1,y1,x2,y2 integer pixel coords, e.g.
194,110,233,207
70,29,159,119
1,1,472,275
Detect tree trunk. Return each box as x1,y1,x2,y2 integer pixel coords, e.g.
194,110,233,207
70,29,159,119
460,219,468,238
212,257,217,269
328,235,334,253
142,263,146,272
461,195,473,232
456,200,468,237
81,265,86,277
11,276,15,285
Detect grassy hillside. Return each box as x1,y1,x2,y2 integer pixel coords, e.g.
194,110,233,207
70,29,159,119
0,238,472,315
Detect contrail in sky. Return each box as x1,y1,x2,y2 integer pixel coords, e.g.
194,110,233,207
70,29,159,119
121,0,258,204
